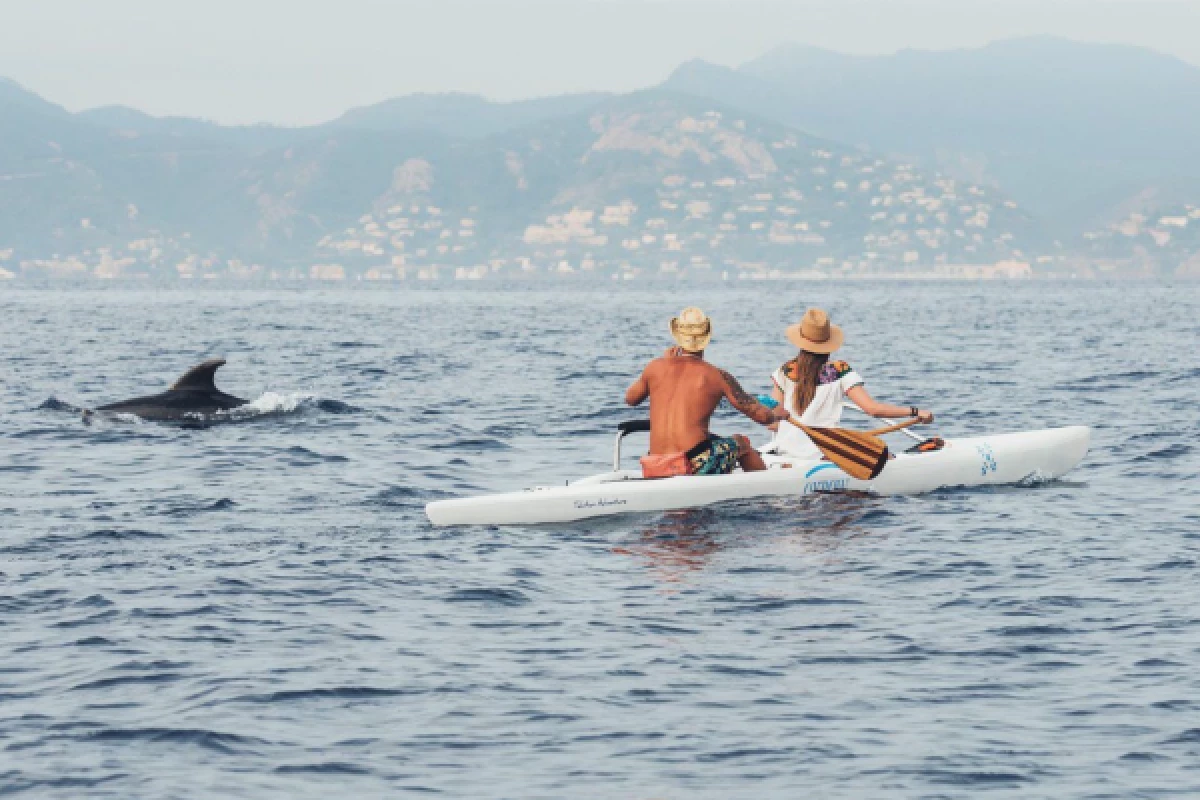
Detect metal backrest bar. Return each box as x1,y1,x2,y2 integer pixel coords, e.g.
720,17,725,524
614,419,650,470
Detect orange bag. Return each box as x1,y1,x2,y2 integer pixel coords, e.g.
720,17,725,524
639,452,693,479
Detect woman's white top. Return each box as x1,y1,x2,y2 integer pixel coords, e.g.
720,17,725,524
771,359,865,459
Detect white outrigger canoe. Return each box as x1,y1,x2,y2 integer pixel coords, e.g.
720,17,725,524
425,418,1090,527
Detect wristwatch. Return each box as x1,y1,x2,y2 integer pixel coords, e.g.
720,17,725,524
910,406,919,417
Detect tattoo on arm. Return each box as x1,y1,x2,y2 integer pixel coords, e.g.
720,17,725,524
718,369,774,425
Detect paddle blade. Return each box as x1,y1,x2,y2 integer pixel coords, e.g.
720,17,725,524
797,424,890,480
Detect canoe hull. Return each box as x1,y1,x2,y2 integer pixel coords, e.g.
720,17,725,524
425,426,1090,527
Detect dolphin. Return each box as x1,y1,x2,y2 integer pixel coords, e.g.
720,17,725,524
89,358,247,422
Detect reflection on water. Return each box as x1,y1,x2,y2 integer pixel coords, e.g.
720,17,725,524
766,494,887,560
613,509,728,582
616,494,888,581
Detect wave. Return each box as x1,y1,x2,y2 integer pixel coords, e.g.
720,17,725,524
85,528,167,541
1132,443,1191,463
238,686,418,703
428,436,511,452
274,762,372,775
72,672,186,691
36,396,82,413
1056,369,1162,390
369,485,448,508
216,391,360,420
444,588,531,607
88,727,269,755
157,498,237,516
1017,469,1054,487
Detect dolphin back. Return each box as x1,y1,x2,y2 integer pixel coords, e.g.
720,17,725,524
170,358,228,392
94,358,246,420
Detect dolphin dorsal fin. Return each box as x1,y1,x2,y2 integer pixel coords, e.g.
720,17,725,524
169,358,227,391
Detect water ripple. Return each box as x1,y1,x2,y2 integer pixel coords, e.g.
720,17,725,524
0,284,1196,799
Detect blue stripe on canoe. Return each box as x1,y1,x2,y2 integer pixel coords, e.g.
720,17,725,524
804,463,840,478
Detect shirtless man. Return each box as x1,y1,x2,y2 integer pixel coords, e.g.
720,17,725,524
624,307,789,474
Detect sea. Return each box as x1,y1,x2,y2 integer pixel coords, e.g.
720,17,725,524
1,282,1197,798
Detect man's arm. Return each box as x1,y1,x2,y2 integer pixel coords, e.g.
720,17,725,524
625,368,650,406
717,369,787,426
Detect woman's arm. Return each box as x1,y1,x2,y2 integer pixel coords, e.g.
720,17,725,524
846,385,934,423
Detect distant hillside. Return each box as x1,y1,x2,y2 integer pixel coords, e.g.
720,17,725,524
0,76,70,118
310,91,1043,278
74,92,613,145
0,77,85,170
4,40,1200,282
76,106,299,150
328,92,611,137
664,37,1200,230
0,80,1046,281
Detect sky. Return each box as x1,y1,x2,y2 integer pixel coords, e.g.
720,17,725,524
3,0,1199,126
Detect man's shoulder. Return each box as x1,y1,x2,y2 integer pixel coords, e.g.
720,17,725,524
685,357,724,379
649,352,714,368
643,355,669,373
642,356,674,380
646,354,722,382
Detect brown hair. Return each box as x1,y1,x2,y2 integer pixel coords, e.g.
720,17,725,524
789,350,830,416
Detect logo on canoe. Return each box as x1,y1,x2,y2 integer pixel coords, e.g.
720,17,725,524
803,478,847,494
803,463,846,493
976,442,998,476
574,498,628,509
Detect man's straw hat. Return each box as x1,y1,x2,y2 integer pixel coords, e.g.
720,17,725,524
669,307,712,352
785,308,843,354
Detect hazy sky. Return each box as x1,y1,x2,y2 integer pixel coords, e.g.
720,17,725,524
3,0,1199,125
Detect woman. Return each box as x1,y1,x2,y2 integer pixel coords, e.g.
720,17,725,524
769,308,934,459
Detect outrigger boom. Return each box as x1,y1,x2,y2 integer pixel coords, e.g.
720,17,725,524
613,419,651,471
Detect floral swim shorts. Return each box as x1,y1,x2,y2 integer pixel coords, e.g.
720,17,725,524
686,434,748,476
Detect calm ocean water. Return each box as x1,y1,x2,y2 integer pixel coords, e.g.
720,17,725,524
1,283,1197,798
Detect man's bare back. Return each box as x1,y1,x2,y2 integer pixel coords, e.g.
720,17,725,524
625,350,787,470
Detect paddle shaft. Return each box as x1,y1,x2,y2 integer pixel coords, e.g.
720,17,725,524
844,403,926,442
862,418,923,436
784,415,922,438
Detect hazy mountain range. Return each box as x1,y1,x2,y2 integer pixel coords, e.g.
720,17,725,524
2,37,1198,281
666,37,1200,230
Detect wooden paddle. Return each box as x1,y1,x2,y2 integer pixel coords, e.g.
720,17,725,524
785,417,922,480
863,419,924,437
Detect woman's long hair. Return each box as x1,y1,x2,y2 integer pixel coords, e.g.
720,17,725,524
790,350,830,416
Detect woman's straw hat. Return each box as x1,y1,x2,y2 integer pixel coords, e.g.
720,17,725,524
669,307,712,352
785,308,843,354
